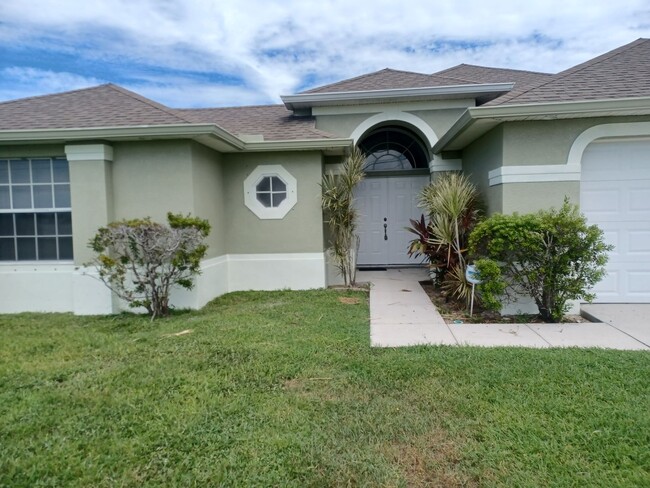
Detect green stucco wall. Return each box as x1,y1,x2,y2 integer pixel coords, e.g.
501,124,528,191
314,106,468,144
461,115,650,215
222,151,325,254
501,115,650,166
501,182,579,214
460,126,504,214
191,142,226,258
112,141,195,221
315,113,371,138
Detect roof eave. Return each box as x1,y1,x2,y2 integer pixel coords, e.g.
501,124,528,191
0,124,353,154
433,96,650,153
243,138,353,154
282,83,514,110
0,124,246,152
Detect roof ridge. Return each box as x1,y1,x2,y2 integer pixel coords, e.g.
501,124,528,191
105,84,194,124
493,38,650,105
432,63,471,76
433,63,552,77
300,67,429,94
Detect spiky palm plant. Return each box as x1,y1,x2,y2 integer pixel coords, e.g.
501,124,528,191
418,172,482,304
321,148,365,287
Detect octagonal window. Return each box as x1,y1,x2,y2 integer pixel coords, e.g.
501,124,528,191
256,176,287,208
244,165,297,219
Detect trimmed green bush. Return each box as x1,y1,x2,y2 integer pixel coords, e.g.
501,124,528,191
469,200,612,322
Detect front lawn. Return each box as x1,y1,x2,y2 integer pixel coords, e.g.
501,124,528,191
1,289,648,487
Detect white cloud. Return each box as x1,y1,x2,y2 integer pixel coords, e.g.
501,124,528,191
0,67,102,101
0,0,649,106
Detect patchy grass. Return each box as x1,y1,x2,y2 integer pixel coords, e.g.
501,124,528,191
1,289,648,487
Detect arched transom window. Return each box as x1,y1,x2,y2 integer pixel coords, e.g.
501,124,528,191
358,127,429,172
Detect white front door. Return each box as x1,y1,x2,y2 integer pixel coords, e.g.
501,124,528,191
581,139,650,302
355,175,429,266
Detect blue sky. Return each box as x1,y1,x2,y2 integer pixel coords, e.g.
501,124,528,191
1,1,649,108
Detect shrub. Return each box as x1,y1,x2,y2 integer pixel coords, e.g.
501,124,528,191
469,200,612,322
408,172,482,302
89,213,211,319
322,148,365,287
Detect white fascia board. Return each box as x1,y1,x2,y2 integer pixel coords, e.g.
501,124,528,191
434,96,650,153
243,138,353,152
0,125,352,154
281,83,514,110
0,124,246,150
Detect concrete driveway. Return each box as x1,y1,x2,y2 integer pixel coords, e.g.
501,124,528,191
361,268,650,350
581,304,650,348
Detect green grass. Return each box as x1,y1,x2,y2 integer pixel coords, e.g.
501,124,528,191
1,289,649,487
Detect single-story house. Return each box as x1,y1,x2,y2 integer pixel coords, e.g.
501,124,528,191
1,38,648,314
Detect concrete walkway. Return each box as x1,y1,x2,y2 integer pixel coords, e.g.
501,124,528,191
360,268,650,350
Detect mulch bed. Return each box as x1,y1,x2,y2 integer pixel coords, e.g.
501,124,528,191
418,280,589,324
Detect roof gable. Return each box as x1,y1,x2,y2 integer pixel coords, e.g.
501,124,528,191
488,38,650,105
300,68,479,94
0,84,191,130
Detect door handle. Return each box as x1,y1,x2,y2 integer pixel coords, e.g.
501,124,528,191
383,222,388,240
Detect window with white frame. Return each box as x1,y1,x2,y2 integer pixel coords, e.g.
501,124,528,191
0,157,73,261
244,165,297,219
255,176,287,208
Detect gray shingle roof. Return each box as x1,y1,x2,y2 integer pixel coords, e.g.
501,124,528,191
487,38,650,105
0,84,191,130
300,68,479,94
432,64,551,88
0,83,335,141
174,105,335,141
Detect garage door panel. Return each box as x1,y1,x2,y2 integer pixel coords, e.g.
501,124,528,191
592,271,619,297
629,230,650,254
581,138,650,303
629,186,650,220
629,270,650,296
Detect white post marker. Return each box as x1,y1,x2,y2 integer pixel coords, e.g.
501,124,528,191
465,264,482,317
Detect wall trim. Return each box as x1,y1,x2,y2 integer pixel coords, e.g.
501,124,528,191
488,164,581,186
0,253,327,315
566,121,650,168
430,159,462,172
349,111,439,148
65,143,114,162
489,122,650,186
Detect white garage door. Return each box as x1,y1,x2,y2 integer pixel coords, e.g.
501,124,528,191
581,139,650,302
354,175,429,266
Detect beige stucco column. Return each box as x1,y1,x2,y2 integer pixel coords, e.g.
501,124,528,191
65,143,116,314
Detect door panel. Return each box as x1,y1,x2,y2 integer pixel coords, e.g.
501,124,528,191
355,175,429,266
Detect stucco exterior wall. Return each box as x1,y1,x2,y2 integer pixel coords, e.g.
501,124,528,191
112,141,195,221
314,103,470,144
501,115,650,166
500,181,579,214
460,125,504,214
222,151,325,254
191,142,226,258
461,116,650,216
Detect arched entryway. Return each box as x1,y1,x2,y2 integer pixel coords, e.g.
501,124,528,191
354,126,431,266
